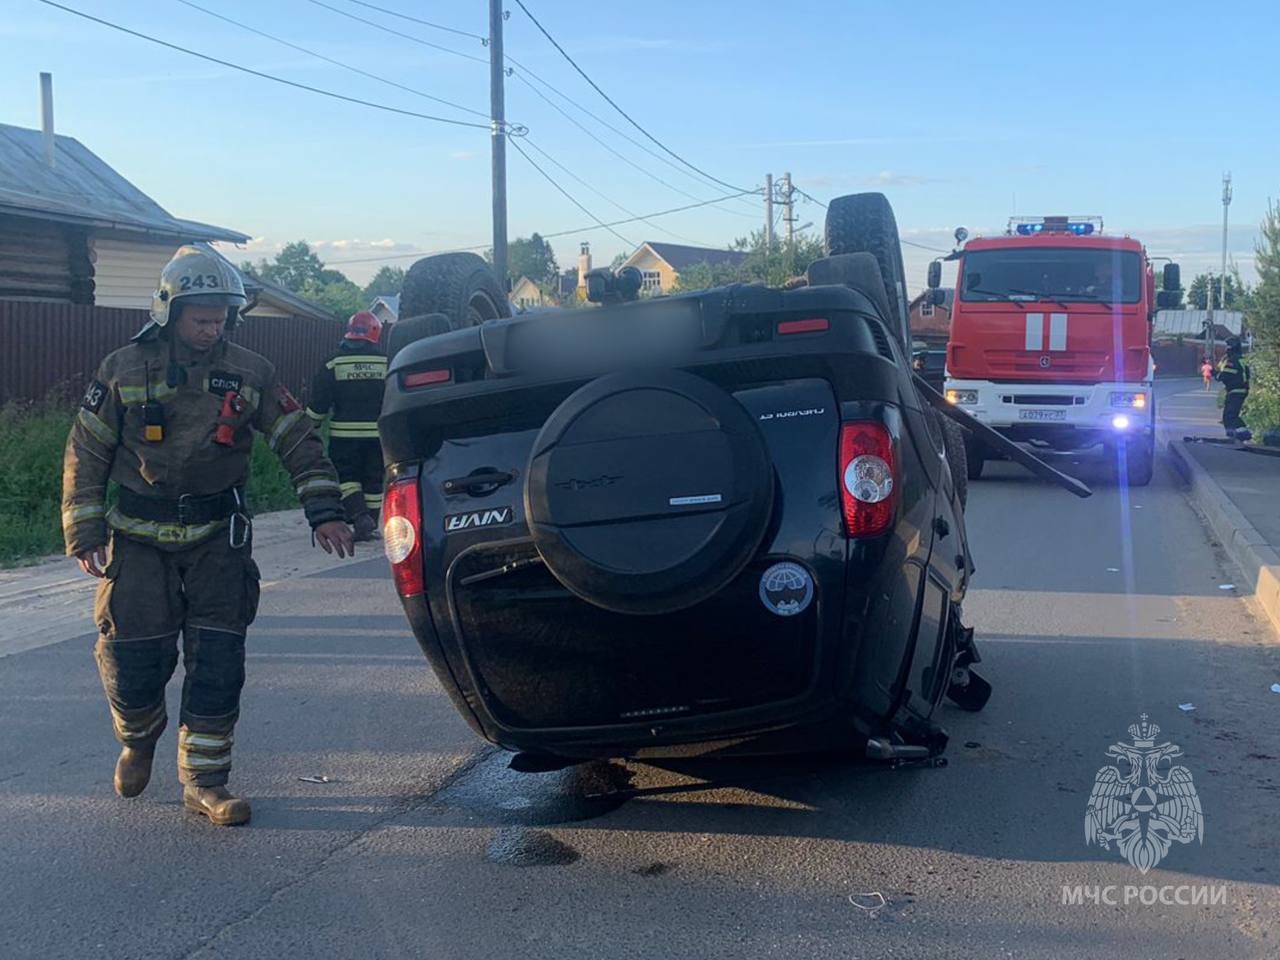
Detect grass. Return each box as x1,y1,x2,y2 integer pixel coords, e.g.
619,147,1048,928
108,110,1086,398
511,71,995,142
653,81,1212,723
0,398,300,568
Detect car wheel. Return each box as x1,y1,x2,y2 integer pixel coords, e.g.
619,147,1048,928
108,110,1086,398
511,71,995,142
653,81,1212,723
963,431,985,480
385,312,452,362
1123,440,1154,487
401,252,511,330
823,192,909,345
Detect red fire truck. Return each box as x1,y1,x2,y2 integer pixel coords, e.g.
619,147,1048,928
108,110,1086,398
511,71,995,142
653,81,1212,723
929,216,1180,486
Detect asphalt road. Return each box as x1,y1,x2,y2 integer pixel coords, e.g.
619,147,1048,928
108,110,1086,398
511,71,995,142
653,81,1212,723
2,380,1278,959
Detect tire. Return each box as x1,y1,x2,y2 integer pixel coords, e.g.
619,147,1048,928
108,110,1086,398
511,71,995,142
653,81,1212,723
938,415,969,510
400,253,510,330
385,312,452,362
823,192,909,345
526,370,774,615
963,431,985,480
1123,441,1154,487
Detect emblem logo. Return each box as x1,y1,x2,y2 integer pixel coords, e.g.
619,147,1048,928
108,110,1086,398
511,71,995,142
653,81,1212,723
554,475,621,491
758,562,814,617
444,507,513,532
1085,714,1204,874
1040,355,1052,368
81,379,107,414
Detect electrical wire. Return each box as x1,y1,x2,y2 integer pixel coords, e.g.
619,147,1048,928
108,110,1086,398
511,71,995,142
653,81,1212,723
36,0,493,129
520,138,706,245
173,0,488,119
509,138,636,249
323,190,762,264
510,0,753,197
340,0,486,42
303,0,489,64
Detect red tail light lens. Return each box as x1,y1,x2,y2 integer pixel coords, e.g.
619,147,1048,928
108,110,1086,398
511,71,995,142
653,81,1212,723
776,317,829,336
382,476,424,596
839,422,895,537
402,368,452,389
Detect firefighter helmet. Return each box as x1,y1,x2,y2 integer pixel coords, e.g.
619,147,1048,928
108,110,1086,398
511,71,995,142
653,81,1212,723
1226,336,1243,353
142,243,247,338
345,310,382,344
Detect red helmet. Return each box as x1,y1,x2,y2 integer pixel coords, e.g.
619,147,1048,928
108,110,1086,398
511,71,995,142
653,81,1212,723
345,310,382,344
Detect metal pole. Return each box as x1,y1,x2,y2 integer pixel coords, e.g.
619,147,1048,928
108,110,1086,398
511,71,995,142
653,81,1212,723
39,72,55,168
783,172,794,250
1221,172,1232,312
764,174,774,249
489,0,508,291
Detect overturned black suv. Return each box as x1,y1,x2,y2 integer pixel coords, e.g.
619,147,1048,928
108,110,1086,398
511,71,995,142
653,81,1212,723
379,194,1086,766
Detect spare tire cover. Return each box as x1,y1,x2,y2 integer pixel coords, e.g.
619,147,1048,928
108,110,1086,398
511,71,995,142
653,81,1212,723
526,370,773,615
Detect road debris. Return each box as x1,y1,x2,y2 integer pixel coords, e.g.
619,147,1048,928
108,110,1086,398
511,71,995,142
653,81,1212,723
1270,684,1280,695
848,891,887,913
297,775,332,784
1178,703,1195,712
1219,584,1236,591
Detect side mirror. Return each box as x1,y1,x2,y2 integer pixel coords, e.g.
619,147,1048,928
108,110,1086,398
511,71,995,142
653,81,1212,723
926,260,942,289
928,288,947,307
1163,263,1181,291
1156,290,1183,310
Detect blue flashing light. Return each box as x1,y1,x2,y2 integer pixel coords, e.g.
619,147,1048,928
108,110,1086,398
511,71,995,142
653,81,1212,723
1015,223,1044,236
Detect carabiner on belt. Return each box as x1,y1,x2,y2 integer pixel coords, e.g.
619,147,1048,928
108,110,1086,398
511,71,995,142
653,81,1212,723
229,487,252,549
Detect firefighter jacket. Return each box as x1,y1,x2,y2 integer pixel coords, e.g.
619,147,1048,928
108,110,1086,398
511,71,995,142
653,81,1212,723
1216,355,1251,394
306,340,388,439
62,336,344,556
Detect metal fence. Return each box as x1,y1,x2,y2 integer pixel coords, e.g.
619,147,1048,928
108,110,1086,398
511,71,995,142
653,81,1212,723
0,301,342,406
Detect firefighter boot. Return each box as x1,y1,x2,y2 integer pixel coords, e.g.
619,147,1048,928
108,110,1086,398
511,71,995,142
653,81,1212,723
114,745,156,798
183,785,252,826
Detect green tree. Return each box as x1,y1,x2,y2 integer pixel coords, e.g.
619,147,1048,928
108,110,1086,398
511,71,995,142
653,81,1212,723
362,265,405,301
672,231,825,293
1187,271,1248,310
1246,200,1280,437
509,233,558,286
300,277,364,319
242,241,328,292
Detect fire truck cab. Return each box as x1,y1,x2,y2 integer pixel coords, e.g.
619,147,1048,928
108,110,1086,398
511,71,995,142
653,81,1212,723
933,216,1179,487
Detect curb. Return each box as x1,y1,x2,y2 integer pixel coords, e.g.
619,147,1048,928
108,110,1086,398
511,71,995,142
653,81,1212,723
1164,438,1280,638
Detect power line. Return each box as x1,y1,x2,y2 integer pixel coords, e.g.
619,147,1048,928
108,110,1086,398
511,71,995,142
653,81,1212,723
791,185,950,253
36,0,493,129
303,0,489,64
173,0,488,119
340,0,486,42
520,137,706,245
323,190,761,264
510,0,752,196
509,137,636,249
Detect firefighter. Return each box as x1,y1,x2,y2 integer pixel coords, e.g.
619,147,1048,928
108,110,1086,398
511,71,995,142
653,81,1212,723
62,243,355,827
1215,337,1252,440
306,311,388,542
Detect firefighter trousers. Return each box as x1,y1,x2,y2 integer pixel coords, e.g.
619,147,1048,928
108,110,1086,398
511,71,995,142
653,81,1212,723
1223,392,1248,435
93,531,260,786
329,436,384,523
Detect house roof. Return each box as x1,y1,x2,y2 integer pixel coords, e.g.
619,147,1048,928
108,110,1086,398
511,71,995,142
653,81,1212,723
0,123,248,243
242,274,337,324
1154,309,1244,338
369,294,400,317
633,241,749,272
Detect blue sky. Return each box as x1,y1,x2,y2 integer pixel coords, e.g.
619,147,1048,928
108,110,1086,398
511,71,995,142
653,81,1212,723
2,0,1276,289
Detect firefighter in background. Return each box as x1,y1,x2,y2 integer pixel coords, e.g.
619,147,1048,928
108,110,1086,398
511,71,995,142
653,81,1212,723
307,311,388,542
1216,337,1252,440
63,243,355,827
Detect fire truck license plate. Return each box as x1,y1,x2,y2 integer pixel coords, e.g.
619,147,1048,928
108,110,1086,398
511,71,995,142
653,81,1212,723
1018,409,1067,422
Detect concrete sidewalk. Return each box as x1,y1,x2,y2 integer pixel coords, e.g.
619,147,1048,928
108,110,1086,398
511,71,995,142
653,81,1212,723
1158,381,1280,636
0,509,380,659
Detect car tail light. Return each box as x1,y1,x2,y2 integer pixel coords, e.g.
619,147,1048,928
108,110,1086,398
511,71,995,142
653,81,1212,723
402,368,452,389
382,476,424,596
776,317,829,336
839,422,895,537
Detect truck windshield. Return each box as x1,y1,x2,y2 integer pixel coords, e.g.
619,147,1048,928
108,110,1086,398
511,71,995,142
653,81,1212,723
960,248,1142,305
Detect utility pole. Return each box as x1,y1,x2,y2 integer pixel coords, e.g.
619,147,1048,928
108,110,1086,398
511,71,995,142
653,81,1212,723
764,173,774,248
782,172,795,250
1221,172,1232,313
489,0,508,291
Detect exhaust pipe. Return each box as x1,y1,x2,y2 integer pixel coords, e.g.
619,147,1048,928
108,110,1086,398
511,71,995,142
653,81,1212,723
865,737,931,761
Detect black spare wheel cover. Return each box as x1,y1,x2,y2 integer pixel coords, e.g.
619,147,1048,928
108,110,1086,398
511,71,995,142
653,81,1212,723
526,370,774,615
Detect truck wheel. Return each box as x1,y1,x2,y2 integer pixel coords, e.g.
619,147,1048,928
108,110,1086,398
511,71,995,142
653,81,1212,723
385,313,452,362
401,252,510,330
963,431,986,480
526,370,774,615
1124,441,1154,487
823,192,909,345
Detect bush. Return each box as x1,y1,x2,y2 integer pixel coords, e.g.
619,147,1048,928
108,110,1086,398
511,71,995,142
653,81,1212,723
0,399,300,567
1244,348,1280,437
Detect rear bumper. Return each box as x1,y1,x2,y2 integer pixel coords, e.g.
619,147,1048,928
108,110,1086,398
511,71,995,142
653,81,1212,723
944,378,1153,446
